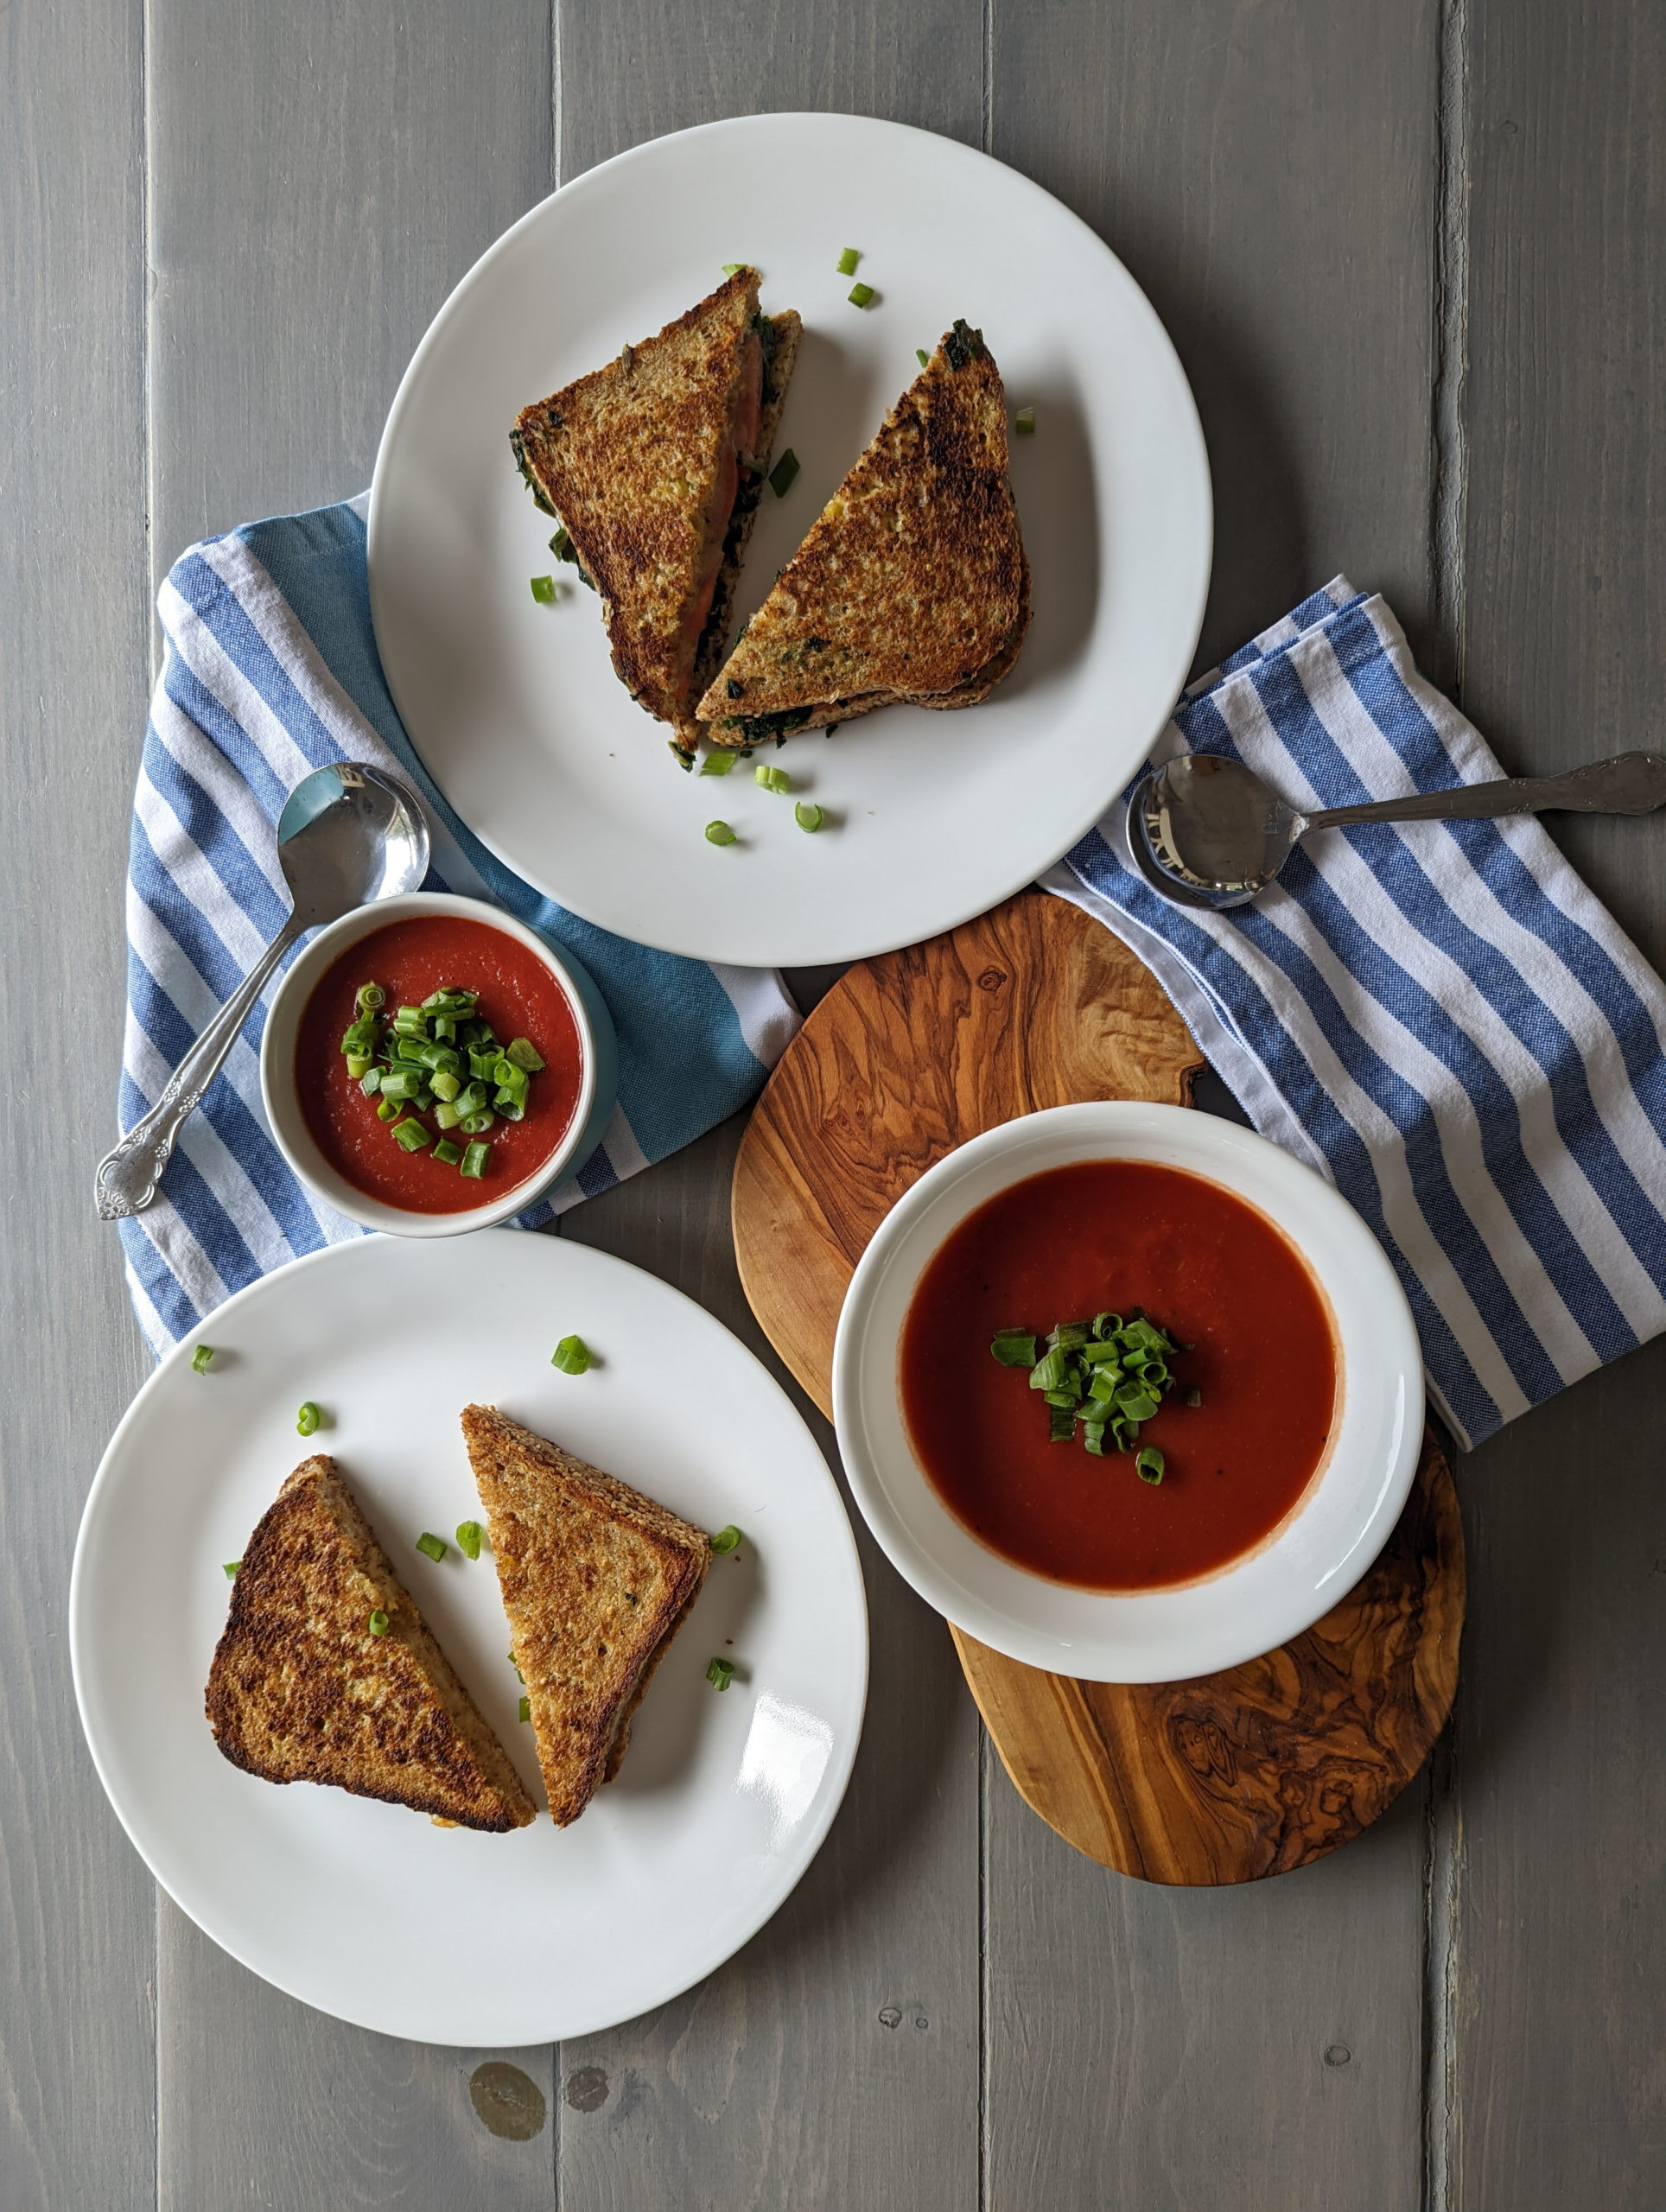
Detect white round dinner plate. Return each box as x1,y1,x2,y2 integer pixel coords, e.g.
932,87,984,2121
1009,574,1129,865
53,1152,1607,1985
368,112,1211,966
71,1233,867,2046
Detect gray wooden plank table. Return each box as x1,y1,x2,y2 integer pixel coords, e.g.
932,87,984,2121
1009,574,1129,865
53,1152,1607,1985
3,2,1662,2204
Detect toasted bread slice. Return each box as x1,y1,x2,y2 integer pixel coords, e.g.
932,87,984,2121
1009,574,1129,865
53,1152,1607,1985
206,1457,536,1832
696,319,1030,745
461,1405,711,1827
511,270,802,752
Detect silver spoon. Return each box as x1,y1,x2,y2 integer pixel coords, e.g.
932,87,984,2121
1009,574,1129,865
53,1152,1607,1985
1129,748,1666,911
95,763,430,1220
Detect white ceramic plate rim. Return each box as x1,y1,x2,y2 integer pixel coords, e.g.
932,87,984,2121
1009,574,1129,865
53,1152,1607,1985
367,111,1211,965
260,893,600,1236
831,1103,1424,1682
72,1233,868,2044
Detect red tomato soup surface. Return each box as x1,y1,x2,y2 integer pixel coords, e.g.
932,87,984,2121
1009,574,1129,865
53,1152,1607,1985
899,1160,1338,1592
296,915,582,1214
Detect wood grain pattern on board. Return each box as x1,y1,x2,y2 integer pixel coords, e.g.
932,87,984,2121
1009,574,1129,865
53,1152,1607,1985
732,890,1465,1882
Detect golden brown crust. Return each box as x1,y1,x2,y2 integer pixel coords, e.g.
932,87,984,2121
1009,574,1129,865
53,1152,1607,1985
205,1457,536,1833
512,272,799,734
461,1406,711,1827
696,321,1030,740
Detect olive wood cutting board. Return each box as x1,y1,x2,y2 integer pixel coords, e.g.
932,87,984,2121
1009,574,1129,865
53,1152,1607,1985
732,891,1465,1884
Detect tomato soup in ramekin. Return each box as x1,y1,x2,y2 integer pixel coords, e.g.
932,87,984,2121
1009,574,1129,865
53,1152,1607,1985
262,895,615,1236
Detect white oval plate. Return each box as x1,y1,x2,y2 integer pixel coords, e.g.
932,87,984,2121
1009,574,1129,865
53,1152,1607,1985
368,112,1211,966
72,1233,867,2046
832,1103,1424,1683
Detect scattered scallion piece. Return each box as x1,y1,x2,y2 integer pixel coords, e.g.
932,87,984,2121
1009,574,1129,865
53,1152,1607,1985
416,1531,448,1563
705,819,737,846
1014,406,1036,435
222,1560,240,1579
794,801,824,833
700,747,738,777
706,1656,737,1691
455,1520,483,1561
391,1117,432,1153
506,1037,545,1073
432,1137,463,1166
355,982,385,1012
296,1402,322,1436
721,262,745,276
530,574,556,603
508,1650,524,1681
710,1525,743,1555
191,1344,215,1374
368,1609,389,1636
551,1334,594,1375
848,281,876,308
1136,1447,1166,1485
375,1097,399,1122
518,1694,531,1722
768,448,800,498
916,347,930,367
836,246,861,275
754,762,792,794
989,1329,1037,1369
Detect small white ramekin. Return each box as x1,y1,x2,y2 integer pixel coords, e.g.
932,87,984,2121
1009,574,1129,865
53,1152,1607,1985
832,1100,1424,1683
260,893,617,1237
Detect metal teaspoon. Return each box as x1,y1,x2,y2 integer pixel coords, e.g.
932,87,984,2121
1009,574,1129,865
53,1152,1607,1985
1129,748,1666,911
95,763,430,1219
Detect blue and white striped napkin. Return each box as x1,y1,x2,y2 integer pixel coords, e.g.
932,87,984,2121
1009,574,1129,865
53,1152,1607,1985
118,497,799,1356
1046,578,1666,1449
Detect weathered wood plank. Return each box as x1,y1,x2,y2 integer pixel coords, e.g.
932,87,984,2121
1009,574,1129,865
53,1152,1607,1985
0,2,157,2205
987,5,1441,2204
557,0,986,181
558,1113,982,2211
144,3,561,2202
1453,3,1666,2202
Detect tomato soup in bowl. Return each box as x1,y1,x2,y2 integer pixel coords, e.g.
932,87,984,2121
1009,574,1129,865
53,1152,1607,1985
832,1102,1423,1684
262,895,617,1236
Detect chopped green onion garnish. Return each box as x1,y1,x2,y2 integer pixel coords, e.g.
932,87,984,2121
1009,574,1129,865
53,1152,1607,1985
391,1118,431,1152
706,1656,736,1691
508,1650,524,1681
754,762,792,794
455,1520,483,1561
375,1097,398,1122
700,747,738,777
794,801,824,832
368,1610,390,1636
355,982,385,1012
296,1401,321,1436
551,1334,593,1375
531,574,556,603
721,262,744,276
359,1067,382,1096
432,1137,463,1166
768,448,800,498
836,246,861,275
191,1344,215,1374
458,1141,492,1178
710,1525,743,1554
518,1694,531,1722
916,347,930,367
506,1037,545,1073
995,1308,1194,1471
416,1531,448,1563
705,819,737,845
848,282,875,308
345,1052,372,1079
429,1071,461,1103
460,1112,495,1139
222,1559,240,1578
1014,406,1036,435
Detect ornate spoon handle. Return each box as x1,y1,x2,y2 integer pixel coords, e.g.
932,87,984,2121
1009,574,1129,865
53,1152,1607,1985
93,915,300,1220
1308,749,1666,830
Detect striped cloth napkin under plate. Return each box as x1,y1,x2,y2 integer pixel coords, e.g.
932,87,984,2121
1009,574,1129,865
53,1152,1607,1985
118,496,799,1356
1045,577,1666,1449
